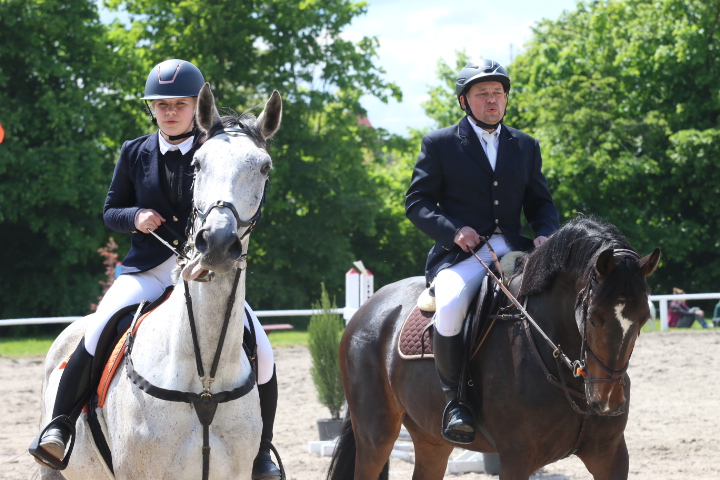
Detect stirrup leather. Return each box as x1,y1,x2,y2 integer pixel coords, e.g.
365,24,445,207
28,415,77,470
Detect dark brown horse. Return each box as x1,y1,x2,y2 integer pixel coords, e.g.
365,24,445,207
327,217,660,480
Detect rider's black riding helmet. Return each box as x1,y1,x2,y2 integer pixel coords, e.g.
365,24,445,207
141,59,205,100
455,59,511,98
456,59,511,129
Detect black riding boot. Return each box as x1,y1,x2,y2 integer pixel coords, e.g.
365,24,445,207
433,331,476,444
252,366,281,480
29,337,94,469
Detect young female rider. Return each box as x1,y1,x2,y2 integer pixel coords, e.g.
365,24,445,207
29,59,282,480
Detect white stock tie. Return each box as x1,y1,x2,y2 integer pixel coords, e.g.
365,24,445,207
481,131,497,171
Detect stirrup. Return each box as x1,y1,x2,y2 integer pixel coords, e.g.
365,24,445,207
28,415,76,470
254,438,286,480
441,399,476,444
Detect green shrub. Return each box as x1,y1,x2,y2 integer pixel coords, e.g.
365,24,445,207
308,283,345,419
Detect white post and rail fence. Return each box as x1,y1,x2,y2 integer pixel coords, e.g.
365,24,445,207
0,261,374,328
0,261,717,331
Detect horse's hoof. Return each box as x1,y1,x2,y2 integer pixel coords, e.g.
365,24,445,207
252,450,281,480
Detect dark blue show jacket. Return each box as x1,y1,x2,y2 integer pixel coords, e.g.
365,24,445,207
405,117,560,284
103,131,200,274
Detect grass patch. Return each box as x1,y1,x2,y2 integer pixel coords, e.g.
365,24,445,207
0,335,55,357
268,330,308,347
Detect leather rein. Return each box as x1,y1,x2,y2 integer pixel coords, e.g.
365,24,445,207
124,125,281,480
472,242,641,416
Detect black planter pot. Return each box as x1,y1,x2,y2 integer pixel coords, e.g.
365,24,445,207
317,418,343,441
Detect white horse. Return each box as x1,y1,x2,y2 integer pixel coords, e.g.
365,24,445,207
38,83,282,480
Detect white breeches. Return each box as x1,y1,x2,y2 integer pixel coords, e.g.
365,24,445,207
83,255,275,384
434,235,511,337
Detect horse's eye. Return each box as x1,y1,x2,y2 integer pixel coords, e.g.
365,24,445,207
192,160,201,171
261,161,272,175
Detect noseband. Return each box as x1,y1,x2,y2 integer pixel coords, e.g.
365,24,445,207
573,248,641,387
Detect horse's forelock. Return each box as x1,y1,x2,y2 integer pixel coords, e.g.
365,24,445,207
201,110,267,149
593,255,650,312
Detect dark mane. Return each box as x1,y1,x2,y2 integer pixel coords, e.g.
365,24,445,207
519,216,650,306
202,108,267,149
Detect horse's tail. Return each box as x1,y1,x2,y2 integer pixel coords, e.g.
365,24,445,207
326,413,389,480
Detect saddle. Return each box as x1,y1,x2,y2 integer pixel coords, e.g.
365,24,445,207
397,271,506,360
398,251,527,360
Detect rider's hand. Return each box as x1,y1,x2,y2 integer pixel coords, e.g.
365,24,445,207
454,226,482,253
534,236,549,248
135,209,166,233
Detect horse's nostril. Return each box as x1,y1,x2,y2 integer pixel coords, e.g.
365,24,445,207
195,229,209,254
227,235,243,260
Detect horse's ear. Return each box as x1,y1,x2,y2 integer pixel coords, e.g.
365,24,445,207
595,248,615,278
639,247,661,277
196,83,221,133
256,90,282,140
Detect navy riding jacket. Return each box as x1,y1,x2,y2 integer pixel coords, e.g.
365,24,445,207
103,131,200,274
405,117,560,284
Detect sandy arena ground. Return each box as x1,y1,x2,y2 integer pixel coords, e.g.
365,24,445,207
1,330,719,479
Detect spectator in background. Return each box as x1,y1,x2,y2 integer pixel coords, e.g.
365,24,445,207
669,288,710,328
713,299,720,328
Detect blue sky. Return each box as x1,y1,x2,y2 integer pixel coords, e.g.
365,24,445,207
345,0,580,134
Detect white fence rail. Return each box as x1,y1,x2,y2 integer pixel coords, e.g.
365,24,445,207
649,293,720,331
0,265,371,327
3,291,718,333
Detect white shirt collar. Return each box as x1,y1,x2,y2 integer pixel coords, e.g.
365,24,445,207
158,131,194,156
468,118,502,146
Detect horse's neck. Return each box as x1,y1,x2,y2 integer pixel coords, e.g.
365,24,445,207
175,271,248,388
532,273,582,352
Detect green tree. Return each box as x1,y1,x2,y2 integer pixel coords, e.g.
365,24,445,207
103,0,410,308
0,0,141,323
507,0,720,295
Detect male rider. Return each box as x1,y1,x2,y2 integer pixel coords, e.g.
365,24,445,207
405,59,560,443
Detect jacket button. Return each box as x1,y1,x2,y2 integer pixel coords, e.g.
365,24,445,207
173,240,179,245
495,219,499,224
494,200,499,205
173,216,178,222
493,181,498,187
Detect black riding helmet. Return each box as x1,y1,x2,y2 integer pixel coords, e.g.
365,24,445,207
456,59,510,130
142,59,205,140
142,59,205,100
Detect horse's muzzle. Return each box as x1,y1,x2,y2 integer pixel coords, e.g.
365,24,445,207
194,226,243,273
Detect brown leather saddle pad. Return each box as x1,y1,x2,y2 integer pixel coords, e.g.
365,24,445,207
398,307,435,359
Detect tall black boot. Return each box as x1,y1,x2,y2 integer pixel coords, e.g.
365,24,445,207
29,337,94,469
433,331,476,444
252,366,281,480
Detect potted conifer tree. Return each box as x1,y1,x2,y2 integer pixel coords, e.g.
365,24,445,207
308,283,345,440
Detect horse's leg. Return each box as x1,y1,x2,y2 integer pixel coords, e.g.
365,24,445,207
349,394,403,479
577,435,629,480
404,420,453,480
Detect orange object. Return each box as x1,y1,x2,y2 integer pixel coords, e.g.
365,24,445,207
576,367,587,376
0,123,5,143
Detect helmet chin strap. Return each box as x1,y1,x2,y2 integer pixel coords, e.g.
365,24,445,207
144,101,195,141
459,95,504,130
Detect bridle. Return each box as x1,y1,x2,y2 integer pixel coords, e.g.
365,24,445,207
573,248,641,387
183,126,268,275
472,242,643,415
